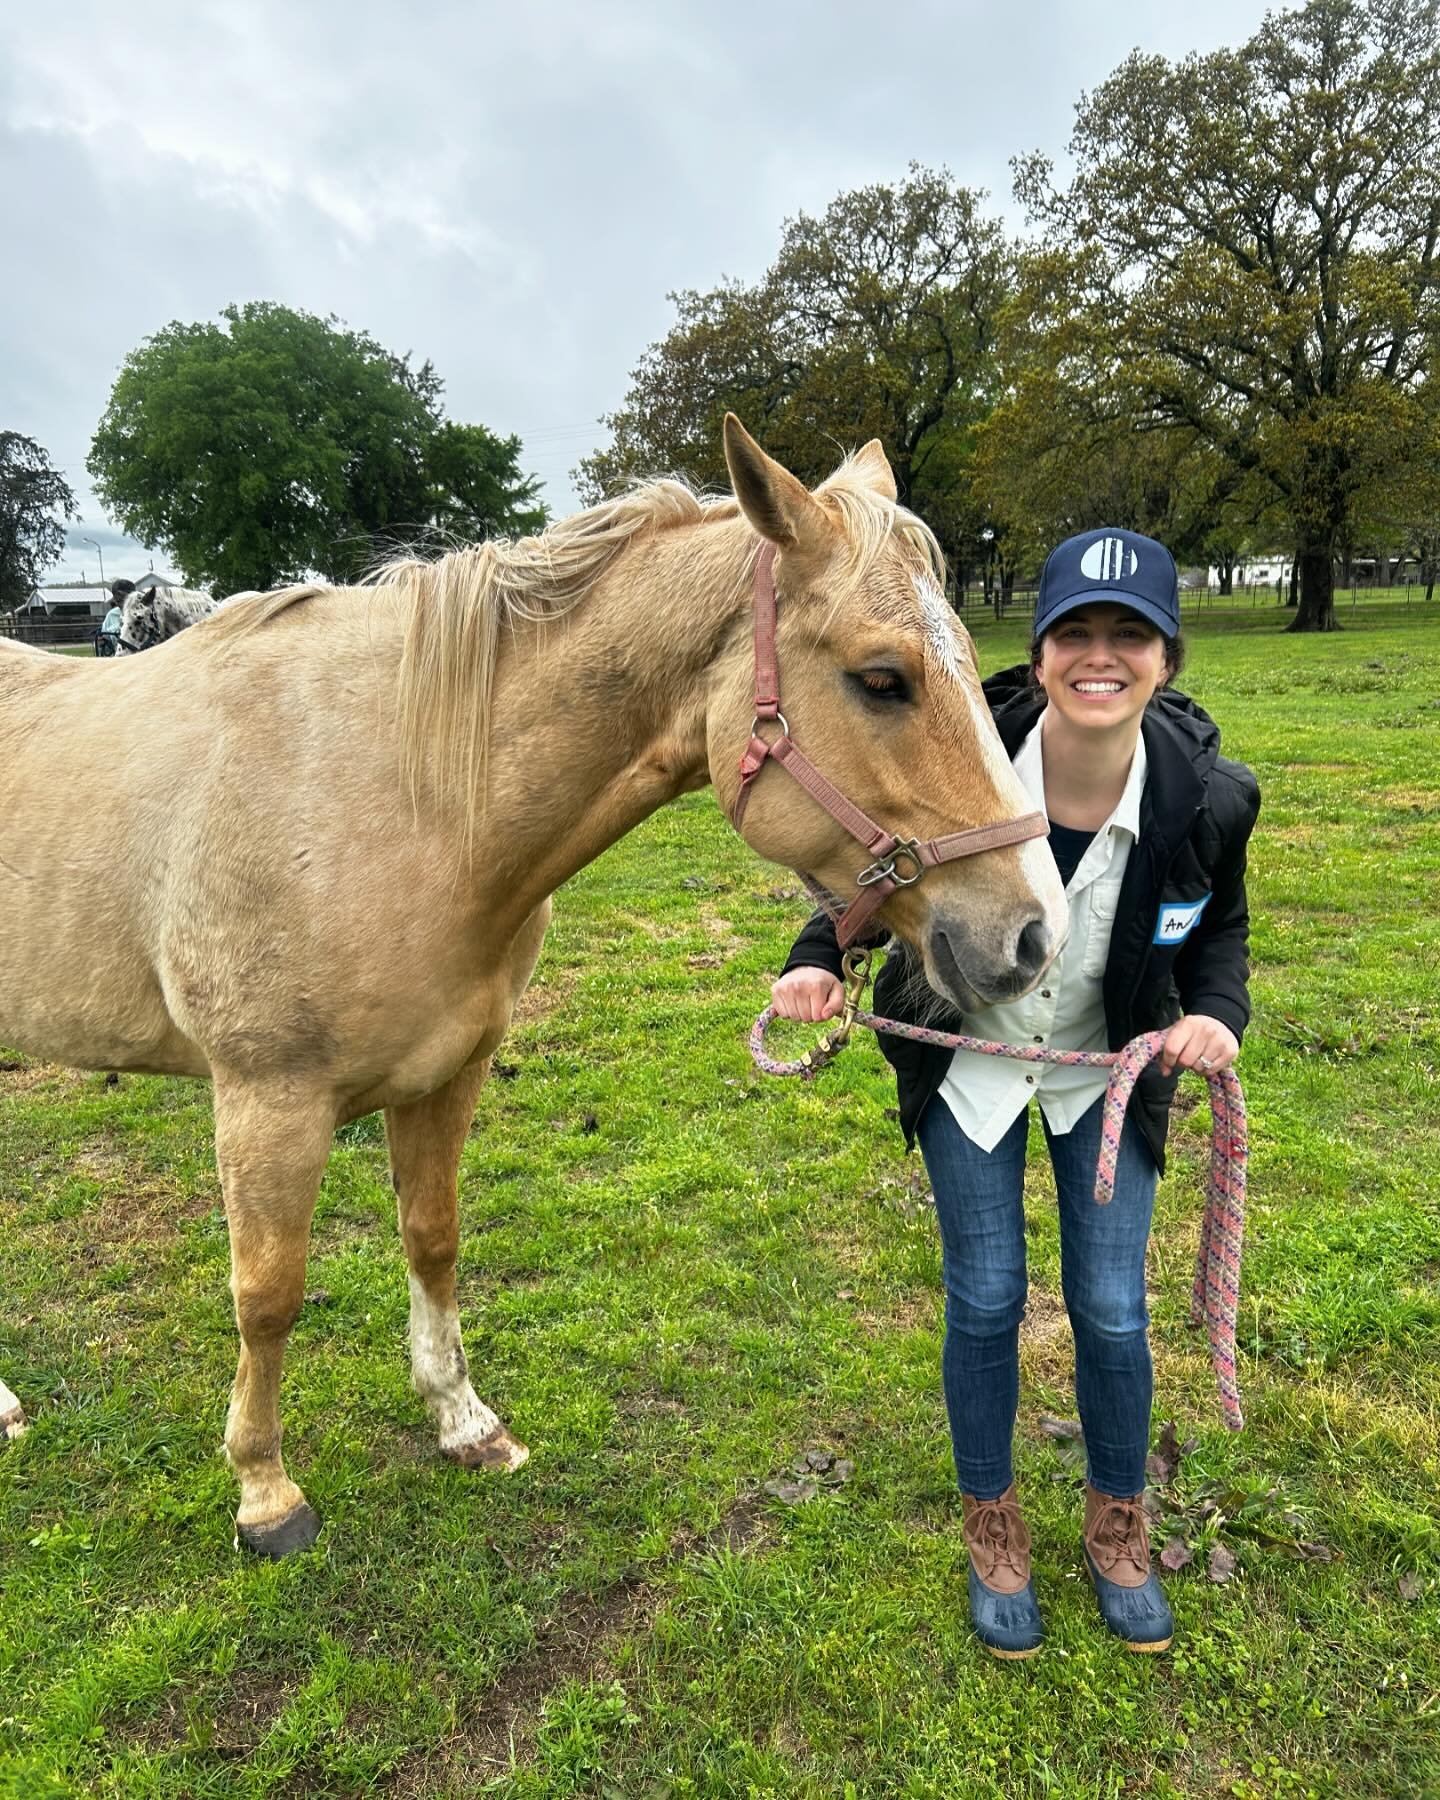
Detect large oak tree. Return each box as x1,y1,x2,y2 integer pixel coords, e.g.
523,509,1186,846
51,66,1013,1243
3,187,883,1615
577,167,1009,571
89,303,546,595
1011,0,1440,630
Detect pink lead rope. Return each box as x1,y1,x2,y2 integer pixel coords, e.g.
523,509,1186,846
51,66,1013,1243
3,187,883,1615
750,980,1247,1432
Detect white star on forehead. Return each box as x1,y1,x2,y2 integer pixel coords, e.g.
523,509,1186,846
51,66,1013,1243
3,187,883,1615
915,573,962,681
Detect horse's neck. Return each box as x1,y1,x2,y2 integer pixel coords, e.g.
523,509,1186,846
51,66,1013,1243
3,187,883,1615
480,521,748,916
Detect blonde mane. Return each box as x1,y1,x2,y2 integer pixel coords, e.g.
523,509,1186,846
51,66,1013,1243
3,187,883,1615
385,479,734,829
206,454,945,841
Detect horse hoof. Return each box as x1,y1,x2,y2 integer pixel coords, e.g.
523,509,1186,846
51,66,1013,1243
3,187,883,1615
445,1425,530,1472
0,1382,27,1442
235,1501,323,1559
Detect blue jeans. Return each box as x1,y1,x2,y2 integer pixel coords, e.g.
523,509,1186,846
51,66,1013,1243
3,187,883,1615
916,1095,1157,1500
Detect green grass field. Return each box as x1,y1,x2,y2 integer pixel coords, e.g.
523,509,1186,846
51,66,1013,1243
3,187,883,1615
2,605,1437,1798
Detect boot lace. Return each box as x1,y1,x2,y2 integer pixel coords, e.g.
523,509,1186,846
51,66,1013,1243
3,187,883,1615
966,1498,1032,1583
1088,1497,1151,1581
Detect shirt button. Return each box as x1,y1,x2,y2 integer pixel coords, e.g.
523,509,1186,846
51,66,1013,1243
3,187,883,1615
1032,1035,1044,1044
1041,989,1052,999
1025,1074,1035,1084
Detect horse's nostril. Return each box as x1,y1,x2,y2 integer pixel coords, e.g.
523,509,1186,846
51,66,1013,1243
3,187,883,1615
1015,918,1049,977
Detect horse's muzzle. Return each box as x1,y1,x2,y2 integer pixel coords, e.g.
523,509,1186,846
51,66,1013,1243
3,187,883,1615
926,914,1059,1012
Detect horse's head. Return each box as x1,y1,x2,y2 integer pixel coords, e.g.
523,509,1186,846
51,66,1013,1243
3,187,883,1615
117,586,160,655
711,416,1066,1012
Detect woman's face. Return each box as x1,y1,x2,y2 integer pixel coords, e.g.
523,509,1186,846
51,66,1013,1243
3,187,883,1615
1035,603,1169,734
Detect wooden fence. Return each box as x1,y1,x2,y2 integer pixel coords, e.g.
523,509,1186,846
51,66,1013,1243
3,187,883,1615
0,619,102,649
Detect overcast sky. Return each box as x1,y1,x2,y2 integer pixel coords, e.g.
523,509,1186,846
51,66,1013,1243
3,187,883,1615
2,0,1277,586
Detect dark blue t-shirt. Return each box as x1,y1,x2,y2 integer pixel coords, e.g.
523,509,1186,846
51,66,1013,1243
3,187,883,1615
1047,820,1096,889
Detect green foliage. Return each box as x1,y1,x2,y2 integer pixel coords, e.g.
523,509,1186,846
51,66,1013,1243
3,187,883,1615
1006,0,1440,630
1,603,1437,1795
578,166,1008,570
0,432,76,613
87,302,547,595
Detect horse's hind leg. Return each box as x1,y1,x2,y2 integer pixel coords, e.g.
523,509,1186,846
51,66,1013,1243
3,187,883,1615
386,1064,528,1471
214,1077,334,1556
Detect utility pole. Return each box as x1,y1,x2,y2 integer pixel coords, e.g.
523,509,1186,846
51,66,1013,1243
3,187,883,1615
80,535,107,602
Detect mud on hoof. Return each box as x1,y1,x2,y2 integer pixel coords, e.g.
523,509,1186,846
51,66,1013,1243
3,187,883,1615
444,1425,529,1472
235,1500,323,1559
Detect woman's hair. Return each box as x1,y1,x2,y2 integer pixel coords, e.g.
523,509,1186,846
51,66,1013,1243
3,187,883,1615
1027,621,1186,691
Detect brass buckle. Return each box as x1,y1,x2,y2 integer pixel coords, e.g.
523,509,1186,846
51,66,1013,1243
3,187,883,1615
856,838,925,889
799,948,872,1069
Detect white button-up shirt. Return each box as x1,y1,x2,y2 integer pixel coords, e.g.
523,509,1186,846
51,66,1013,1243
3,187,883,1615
938,718,1148,1150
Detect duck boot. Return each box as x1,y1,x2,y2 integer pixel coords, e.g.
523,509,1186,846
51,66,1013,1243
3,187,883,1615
962,1484,1044,1659
1082,1485,1174,1653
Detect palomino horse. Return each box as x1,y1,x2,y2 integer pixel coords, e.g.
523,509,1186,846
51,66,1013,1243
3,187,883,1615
0,418,1065,1555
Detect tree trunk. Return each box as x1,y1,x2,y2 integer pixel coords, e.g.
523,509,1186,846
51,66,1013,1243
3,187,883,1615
1286,563,1299,609
1218,560,1233,596
1286,547,1340,632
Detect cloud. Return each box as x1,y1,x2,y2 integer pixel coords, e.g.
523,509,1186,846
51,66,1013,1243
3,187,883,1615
3,0,1279,584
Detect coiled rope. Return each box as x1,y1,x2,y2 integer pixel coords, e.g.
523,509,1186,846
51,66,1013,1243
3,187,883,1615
750,955,1247,1430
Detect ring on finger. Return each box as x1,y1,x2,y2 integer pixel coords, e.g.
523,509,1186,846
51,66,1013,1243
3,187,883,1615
1197,1054,1214,1070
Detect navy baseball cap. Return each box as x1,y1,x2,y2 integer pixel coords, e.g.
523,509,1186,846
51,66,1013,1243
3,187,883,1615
1034,528,1180,639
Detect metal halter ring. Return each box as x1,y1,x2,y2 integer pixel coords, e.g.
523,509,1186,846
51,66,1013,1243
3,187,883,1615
856,838,925,889
750,711,790,739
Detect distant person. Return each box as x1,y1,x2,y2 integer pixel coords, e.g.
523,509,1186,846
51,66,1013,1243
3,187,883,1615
98,579,134,656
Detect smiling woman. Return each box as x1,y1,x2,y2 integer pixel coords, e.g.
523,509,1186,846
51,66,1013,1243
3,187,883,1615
773,523,1261,1661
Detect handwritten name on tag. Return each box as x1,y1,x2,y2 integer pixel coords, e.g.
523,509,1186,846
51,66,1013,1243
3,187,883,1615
1153,895,1211,946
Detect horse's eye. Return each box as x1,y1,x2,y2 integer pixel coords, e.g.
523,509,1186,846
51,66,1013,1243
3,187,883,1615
847,669,911,703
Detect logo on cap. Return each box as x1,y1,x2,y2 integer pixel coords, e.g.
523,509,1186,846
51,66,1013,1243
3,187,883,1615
1080,537,1139,582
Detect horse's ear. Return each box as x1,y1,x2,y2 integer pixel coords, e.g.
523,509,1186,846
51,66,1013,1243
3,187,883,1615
141,587,157,604
723,414,833,558
848,438,898,504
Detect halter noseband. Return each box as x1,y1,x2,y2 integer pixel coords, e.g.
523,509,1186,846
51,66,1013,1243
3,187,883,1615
730,542,1048,947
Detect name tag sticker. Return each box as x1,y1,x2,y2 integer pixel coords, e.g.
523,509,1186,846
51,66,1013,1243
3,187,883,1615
1153,895,1211,945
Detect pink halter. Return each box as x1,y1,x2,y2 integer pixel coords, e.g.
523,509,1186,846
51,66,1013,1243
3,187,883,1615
731,543,1049,946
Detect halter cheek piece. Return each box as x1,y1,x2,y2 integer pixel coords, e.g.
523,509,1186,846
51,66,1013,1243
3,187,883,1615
730,542,1049,947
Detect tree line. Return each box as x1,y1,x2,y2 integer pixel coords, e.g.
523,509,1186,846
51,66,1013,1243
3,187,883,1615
2,304,548,609
4,0,1436,630
579,0,1440,632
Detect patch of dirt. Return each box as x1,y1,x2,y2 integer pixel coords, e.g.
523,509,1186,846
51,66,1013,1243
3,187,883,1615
0,1059,92,1097
510,966,581,1027
616,1389,688,1420
670,1489,770,1559
1019,1289,1072,1385
389,1575,658,1793
697,901,748,958
1379,786,1440,812
390,1479,774,1792
855,1289,937,1340
117,1666,292,1758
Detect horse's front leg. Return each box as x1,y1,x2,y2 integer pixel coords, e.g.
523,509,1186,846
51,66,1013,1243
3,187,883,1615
386,1062,528,1471
214,1076,335,1556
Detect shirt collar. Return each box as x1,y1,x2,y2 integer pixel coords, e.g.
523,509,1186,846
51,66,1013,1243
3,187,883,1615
1014,714,1147,841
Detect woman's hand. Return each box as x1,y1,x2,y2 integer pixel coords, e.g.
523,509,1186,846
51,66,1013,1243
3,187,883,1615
770,967,845,1023
1160,1014,1240,1078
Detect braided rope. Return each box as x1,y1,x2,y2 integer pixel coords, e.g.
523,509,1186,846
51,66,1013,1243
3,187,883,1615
750,1006,1247,1431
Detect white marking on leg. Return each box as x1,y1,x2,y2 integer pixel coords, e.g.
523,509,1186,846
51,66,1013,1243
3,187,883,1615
407,1273,501,1451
